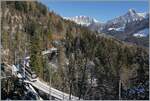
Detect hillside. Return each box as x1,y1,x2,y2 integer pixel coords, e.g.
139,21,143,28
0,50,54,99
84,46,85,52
1,1,149,100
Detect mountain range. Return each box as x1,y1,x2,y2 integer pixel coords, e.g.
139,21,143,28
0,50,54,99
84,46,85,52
64,9,149,47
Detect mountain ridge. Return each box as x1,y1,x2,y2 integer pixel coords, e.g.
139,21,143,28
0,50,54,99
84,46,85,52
64,9,149,47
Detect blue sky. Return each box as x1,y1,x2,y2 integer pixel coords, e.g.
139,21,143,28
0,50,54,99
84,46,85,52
40,0,149,22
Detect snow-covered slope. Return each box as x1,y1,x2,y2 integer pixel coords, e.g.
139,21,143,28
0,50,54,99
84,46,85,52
64,16,100,26
133,28,149,37
108,25,125,32
137,12,147,18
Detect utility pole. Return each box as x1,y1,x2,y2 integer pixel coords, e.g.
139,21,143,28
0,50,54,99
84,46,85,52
6,78,9,98
23,46,26,79
119,68,122,100
119,79,121,100
14,51,16,65
46,55,51,100
49,64,51,100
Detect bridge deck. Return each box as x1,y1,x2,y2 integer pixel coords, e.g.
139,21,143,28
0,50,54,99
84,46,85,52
25,78,79,100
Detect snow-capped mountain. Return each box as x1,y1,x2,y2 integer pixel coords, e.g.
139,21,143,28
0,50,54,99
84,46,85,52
64,16,100,26
102,9,149,47
64,9,149,37
107,9,147,25
64,9,149,47
103,9,149,33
